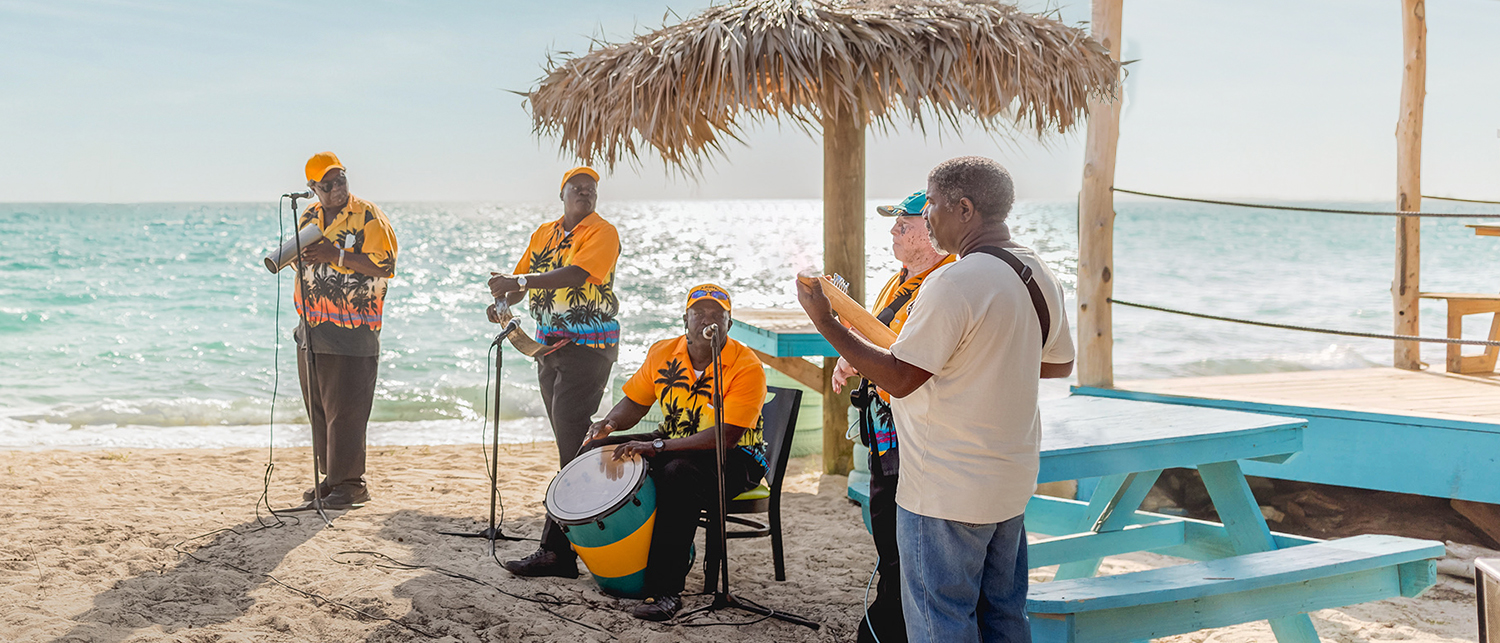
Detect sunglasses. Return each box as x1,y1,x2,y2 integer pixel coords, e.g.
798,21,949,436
690,289,729,302
312,174,347,192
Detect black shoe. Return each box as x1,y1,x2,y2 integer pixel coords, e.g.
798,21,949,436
630,594,681,621
319,484,370,510
502,548,579,579
302,481,333,502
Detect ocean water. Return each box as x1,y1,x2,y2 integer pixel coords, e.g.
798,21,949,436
1,198,1497,449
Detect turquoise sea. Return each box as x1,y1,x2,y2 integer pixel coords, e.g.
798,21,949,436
1,198,1497,449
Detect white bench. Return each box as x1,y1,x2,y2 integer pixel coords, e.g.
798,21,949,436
1027,534,1444,643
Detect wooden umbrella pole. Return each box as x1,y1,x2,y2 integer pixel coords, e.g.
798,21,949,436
1077,0,1124,389
1393,0,1425,370
821,97,864,476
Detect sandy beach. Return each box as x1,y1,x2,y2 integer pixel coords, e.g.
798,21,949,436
0,442,1481,642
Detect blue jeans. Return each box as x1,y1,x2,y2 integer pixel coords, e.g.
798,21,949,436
897,507,1030,643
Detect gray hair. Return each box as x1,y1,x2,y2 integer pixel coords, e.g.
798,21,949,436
927,156,1015,222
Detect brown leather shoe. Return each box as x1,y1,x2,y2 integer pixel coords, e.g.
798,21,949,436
502,548,579,579
630,594,682,621
319,484,369,510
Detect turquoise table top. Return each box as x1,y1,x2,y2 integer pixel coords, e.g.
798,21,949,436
1037,395,1305,483
730,308,838,358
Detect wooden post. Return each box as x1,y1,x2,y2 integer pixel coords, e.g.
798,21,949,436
1077,0,1124,388
821,98,864,476
1393,0,1425,370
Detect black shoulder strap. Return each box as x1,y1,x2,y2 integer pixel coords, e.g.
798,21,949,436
972,246,1051,347
875,279,916,326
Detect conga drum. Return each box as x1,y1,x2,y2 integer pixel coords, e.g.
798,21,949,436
545,446,657,598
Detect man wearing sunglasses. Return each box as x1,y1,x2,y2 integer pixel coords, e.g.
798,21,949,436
292,151,399,510
575,284,767,621
833,190,954,643
798,157,1074,643
488,167,622,579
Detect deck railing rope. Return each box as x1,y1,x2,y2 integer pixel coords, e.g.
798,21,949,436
1108,298,1500,348
1423,195,1500,206
1112,188,1500,219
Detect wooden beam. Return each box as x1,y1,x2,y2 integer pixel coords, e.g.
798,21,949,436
749,347,824,391
820,93,863,476
1394,0,1426,370
1077,0,1125,388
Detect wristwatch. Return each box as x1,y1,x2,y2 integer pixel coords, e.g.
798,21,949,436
651,438,666,453
516,274,528,290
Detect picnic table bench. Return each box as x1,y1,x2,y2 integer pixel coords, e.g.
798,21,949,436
847,395,1444,643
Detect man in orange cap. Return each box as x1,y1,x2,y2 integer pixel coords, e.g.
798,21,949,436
292,152,398,510
577,284,768,621
488,167,622,577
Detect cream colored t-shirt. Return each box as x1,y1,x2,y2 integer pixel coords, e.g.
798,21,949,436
888,246,1075,524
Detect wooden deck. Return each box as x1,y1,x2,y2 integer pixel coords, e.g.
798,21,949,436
1119,368,1500,425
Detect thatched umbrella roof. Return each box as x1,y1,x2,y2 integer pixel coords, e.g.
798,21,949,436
528,0,1120,171
525,0,1120,476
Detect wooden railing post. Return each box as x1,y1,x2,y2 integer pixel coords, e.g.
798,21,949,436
1393,0,1426,370
1077,0,1124,388
821,99,864,475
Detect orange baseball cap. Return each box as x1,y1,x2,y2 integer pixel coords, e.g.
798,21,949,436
686,284,731,313
305,152,344,182
560,166,599,191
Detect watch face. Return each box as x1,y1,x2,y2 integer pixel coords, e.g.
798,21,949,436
652,439,665,450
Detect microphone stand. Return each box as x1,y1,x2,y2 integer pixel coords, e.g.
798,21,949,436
439,314,527,554
285,192,332,526
679,327,819,630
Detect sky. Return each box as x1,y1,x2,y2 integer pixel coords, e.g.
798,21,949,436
0,0,1496,203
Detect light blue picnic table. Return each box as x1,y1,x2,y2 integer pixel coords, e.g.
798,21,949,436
847,395,1443,643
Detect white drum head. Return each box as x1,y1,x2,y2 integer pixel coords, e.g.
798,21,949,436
545,446,649,524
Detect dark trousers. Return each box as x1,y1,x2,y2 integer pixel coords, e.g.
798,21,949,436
859,465,908,643
537,342,617,553
296,349,379,489
643,448,761,596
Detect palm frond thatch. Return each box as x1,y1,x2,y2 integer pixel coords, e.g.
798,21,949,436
528,0,1120,172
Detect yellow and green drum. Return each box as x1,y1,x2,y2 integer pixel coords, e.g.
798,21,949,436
545,446,657,598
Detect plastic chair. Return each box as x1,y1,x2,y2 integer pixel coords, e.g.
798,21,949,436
702,385,802,591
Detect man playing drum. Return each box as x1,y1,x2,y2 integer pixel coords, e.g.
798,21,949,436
580,283,767,621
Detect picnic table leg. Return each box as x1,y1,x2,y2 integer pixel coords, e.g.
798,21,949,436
1198,461,1321,643
1052,470,1162,581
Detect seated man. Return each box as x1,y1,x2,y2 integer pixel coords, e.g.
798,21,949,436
583,283,767,621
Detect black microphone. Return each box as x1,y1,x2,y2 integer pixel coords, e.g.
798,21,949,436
283,191,314,199
501,318,521,336
702,323,719,340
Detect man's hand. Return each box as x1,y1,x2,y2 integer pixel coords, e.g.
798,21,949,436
582,419,616,449
795,273,834,322
486,303,505,324
831,356,859,394
612,440,656,462
488,272,521,299
299,240,339,265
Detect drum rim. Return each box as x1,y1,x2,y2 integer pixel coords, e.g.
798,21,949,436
544,445,652,526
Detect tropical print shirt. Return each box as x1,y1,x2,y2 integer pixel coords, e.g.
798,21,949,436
622,336,768,468
865,254,955,472
293,195,398,356
513,212,620,349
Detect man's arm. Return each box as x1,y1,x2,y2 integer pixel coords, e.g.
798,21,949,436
488,265,589,299
611,421,753,460
583,397,653,446
795,278,932,398
299,242,392,278
1041,360,1074,379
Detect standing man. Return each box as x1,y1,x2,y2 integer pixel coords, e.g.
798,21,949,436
797,157,1074,643
833,190,954,643
488,167,621,578
294,151,398,510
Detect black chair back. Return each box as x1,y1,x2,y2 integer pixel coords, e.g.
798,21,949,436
760,385,802,491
